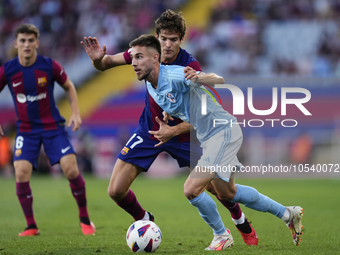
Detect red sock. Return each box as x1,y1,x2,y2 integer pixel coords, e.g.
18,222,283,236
215,195,242,220
16,182,37,227
116,189,145,221
69,174,89,218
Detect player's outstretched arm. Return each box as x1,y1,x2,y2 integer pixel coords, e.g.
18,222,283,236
196,72,225,86
183,66,225,86
60,78,82,131
80,36,127,71
149,116,192,147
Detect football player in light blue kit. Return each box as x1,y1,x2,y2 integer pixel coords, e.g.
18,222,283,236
81,9,258,250
128,34,304,249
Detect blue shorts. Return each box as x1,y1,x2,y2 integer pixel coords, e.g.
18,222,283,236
117,129,202,171
13,127,75,169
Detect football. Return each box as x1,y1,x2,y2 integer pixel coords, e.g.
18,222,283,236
126,220,162,253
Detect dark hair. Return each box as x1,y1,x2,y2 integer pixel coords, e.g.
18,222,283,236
155,9,186,40
15,24,40,39
129,34,161,62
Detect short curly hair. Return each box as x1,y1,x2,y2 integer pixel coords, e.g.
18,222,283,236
155,9,186,40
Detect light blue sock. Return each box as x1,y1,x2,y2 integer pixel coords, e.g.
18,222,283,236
231,184,286,218
189,191,226,235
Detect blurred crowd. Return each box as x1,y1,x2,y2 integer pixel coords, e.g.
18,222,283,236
1,0,340,75
185,0,340,77
0,0,187,66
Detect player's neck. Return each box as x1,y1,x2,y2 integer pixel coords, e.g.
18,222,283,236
147,65,159,89
18,53,37,67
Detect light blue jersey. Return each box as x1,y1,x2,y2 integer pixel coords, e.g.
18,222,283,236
146,65,236,143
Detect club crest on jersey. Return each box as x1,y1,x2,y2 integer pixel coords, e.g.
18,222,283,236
15,149,22,157
121,147,129,155
37,77,47,87
166,92,176,103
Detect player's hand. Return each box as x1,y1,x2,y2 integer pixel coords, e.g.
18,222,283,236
68,113,82,132
184,66,198,83
162,111,173,124
81,36,106,62
149,116,175,147
0,125,3,139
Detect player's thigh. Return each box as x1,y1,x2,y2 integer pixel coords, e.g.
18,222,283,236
14,160,33,182
13,132,41,169
42,128,76,166
60,154,79,179
108,159,144,199
184,166,216,199
117,131,162,170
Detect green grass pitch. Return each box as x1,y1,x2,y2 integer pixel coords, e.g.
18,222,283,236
0,175,339,254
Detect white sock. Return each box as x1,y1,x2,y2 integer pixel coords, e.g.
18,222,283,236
281,208,290,223
142,211,149,220
232,212,245,225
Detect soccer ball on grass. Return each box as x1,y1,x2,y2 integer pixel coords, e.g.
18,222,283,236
126,220,162,253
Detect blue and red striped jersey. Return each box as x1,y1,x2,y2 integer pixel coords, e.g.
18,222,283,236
124,47,202,143
0,55,67,133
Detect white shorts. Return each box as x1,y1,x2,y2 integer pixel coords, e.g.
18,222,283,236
197,124,243,182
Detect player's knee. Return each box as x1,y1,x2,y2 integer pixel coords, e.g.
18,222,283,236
14,163,31,182
217,192,236,201
228,183,237,200
60,155,79,179
107,184,125,201
183,184,202,201
15,169,29,181
63,167,79,179
216,184,237,201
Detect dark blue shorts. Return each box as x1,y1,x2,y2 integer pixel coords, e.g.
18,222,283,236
13,127,75,169
117,129,202,171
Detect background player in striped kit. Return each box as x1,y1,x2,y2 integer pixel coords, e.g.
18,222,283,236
81,10,258,248
0,24,95,236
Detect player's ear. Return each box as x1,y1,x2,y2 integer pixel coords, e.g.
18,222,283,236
36,39,40,49
153,53,159,63
180,36,184,44
14,39,18,49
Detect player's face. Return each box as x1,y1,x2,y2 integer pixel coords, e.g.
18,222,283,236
131,46,157,81
157,30,183,64
14,33,39,60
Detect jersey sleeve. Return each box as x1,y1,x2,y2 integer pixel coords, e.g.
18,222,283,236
0,65,7,92
52,60,68,85
187,61,202,72
123,48,132,64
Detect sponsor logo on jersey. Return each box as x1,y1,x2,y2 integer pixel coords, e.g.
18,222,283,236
16,93,47,103
15,149,22,157
121,146,129,155
37,77,47,87
16,94,26,103
166,92,176,103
